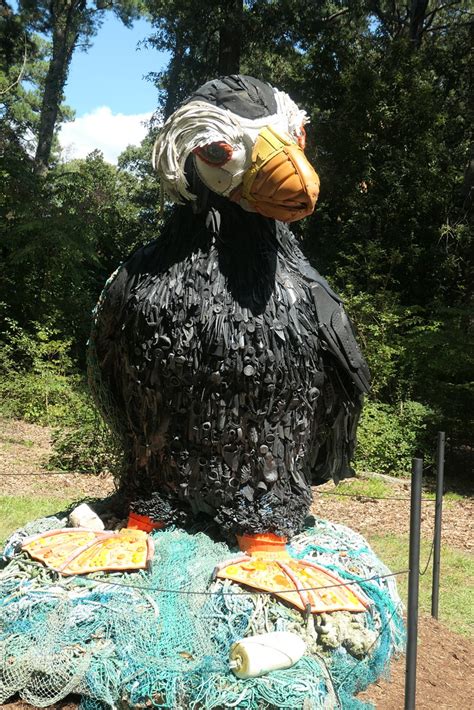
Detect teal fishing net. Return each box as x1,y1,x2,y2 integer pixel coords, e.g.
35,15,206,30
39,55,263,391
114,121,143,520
0,518,405,709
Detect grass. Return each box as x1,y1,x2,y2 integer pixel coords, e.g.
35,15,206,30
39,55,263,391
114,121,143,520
339,476,465,502
0,431,36,447
418,489,465,502
369,533,474,638
0,495,74,544
338,477,394,498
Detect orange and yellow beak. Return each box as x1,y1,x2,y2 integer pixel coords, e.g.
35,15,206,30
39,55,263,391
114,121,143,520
231,126,320,223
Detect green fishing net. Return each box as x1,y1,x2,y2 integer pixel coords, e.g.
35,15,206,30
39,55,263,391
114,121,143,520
0,518,404,709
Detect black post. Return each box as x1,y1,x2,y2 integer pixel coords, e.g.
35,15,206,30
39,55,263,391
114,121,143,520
431,432,445,619
404,458,423,710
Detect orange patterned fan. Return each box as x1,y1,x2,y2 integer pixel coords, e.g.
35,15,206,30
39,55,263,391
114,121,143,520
216,555,370,614
22,528,154,575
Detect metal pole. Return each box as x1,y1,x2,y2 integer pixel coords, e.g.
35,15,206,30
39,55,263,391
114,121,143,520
404,458,423,710
431,432,445,619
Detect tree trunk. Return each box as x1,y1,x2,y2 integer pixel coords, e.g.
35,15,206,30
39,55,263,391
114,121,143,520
218,0,243,75
409,0,429,48
34,1,84,175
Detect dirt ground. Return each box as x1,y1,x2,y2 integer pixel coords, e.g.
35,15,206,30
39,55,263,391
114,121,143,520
0,417,115,499
1,418,473,710
311,481,473,554
357,615,474,709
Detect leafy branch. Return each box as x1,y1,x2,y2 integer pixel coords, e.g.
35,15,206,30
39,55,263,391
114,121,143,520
0,34,27,97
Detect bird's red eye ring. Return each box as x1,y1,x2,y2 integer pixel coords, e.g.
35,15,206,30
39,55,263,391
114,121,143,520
296,125,306,150
192,142,233,166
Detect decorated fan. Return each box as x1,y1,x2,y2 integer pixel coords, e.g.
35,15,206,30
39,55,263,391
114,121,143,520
217,557,369,613
22,528,153,575
215,533,369,613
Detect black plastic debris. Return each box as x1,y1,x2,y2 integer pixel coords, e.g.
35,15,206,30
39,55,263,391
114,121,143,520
88,76,370,542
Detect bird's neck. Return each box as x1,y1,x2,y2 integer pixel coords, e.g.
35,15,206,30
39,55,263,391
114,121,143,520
156,201,296,314
208,199,279,314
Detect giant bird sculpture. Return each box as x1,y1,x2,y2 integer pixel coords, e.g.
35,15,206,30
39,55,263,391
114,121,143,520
88,75,371,610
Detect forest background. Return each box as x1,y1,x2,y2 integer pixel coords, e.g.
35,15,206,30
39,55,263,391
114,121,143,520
1,0,472,481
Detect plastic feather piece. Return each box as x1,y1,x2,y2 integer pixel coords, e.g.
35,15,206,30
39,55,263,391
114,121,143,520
21,528,153,575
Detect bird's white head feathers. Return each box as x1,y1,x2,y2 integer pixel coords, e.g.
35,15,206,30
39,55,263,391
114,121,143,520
152,84,308,205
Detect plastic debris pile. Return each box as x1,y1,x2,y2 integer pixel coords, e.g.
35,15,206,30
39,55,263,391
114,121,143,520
0,517,405,709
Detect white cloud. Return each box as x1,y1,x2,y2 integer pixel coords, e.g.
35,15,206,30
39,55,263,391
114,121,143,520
58,106,153,164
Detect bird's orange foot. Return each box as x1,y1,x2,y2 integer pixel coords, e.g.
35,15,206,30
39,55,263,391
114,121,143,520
215,533,370,614
127,512,165,532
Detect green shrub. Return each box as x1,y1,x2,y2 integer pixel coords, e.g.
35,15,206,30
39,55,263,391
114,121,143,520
354,399,437,475
0,369,85,425
0,319,83,426
402,306,474,443
340,289,408,401
0,319,122,474
49,408,122,475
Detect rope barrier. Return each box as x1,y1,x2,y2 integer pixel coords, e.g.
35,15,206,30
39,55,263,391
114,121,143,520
0,471,102,476
419,537,436,577
0,472,438,504
12,557,410,597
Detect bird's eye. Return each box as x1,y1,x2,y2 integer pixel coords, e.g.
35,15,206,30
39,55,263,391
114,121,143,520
294,125,306,150
192,142,233,166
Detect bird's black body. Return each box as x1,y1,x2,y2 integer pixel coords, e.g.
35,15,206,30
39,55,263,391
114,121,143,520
89,196,370,540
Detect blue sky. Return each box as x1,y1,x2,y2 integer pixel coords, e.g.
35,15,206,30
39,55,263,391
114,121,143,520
65,15,168,116
59,14,170,163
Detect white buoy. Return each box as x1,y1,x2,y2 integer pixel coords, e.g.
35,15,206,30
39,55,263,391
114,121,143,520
229,631,306,679
68,503,105,531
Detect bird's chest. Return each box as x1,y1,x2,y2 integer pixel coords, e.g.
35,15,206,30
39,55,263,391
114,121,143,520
128,246,322,394
121,242,326,477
